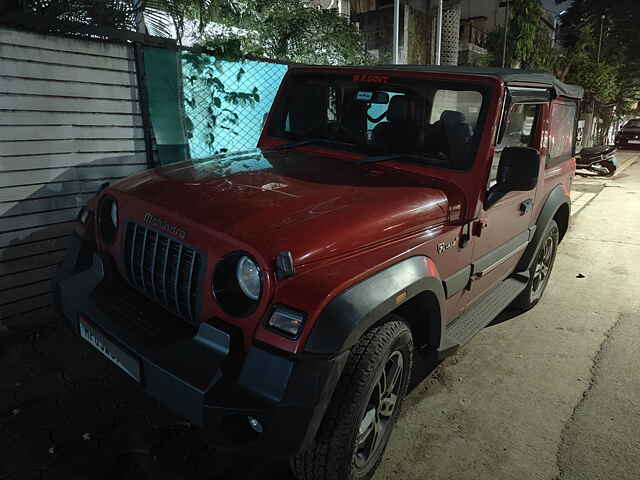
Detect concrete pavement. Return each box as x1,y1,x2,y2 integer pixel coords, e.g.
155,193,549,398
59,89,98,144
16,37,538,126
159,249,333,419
375,150,640,479
570,149,637,217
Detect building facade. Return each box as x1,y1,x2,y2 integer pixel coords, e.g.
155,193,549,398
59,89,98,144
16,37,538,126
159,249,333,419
316,0,564,67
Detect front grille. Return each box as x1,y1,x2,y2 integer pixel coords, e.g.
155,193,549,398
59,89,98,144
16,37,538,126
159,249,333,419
124,222,203,325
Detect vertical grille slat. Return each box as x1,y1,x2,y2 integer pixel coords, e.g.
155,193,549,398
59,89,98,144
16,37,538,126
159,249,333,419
150,231,159,298
174,244,184,316
159,236,170,305
124,222,202,325
130,224,139,287
185,251,196,321
140,228,148,291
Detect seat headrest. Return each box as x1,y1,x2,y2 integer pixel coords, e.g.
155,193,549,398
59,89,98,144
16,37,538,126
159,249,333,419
387,95,411,123
440,110,467,127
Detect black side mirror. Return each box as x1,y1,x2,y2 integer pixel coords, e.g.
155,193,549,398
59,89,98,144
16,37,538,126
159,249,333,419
486,147,540,207
497,146,540,191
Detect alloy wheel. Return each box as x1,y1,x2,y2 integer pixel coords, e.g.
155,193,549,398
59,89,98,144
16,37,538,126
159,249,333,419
354,351,404,469
532,236,554,295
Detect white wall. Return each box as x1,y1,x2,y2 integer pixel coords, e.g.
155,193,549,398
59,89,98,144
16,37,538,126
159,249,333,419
0,27,148,328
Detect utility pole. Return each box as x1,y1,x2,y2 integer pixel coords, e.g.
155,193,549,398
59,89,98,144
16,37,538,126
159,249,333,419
597,14,605,64
435,0,442,65
502,0,509,68
435,0,443,65
392,0,400,63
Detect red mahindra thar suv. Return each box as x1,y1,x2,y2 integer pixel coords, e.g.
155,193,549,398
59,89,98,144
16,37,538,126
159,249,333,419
54,65,583,480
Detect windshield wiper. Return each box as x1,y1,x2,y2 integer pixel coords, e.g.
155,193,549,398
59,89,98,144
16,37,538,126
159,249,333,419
357,153,439,165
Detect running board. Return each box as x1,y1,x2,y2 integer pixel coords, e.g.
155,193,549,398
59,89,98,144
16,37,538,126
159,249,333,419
439,274,529,357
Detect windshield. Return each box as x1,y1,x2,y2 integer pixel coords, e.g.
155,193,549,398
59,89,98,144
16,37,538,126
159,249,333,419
624,119,640,129
266,72,488,170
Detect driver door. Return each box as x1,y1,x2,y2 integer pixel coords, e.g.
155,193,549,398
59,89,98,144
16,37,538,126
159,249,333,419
461,94,546,307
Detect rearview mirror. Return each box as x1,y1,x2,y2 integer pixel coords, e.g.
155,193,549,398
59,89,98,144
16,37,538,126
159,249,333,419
486,147,540,207
496,147,540,191
355,90,389,104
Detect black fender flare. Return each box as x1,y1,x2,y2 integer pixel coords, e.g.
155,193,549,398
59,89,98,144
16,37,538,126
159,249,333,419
304,256,446,355
516,184,570,272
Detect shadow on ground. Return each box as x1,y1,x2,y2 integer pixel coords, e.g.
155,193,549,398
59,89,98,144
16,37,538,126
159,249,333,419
0,307,527,479
0,319,294,480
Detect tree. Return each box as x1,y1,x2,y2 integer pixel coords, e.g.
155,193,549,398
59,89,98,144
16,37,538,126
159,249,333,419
0,0,140,34
560,0,640,110
198,0,371,65
0,1,243,40
559,0,640,142
1,0,370,65
485,0,549,69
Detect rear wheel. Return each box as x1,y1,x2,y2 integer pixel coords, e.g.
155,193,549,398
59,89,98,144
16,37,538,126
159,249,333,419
512,219,559,310
291,317,413,480
601,159,617,176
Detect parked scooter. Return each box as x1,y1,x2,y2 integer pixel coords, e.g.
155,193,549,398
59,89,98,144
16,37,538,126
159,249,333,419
576,145,618,177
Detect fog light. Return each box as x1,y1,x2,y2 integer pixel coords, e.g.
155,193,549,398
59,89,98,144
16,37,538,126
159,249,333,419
267,306,306,338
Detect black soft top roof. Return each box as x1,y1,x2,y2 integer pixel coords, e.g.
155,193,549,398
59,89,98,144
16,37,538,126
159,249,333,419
315,64,584,100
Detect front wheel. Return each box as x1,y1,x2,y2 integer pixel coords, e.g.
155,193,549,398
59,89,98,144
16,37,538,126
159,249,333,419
511,219,559,310
291,317,413,480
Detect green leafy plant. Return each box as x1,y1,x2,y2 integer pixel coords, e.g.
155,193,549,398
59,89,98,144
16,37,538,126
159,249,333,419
485,0,553,69
197,0,372,65
182,51,259,152
0,0,139,34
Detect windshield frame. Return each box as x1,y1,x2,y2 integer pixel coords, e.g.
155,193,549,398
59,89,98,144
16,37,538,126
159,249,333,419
263,70,494,172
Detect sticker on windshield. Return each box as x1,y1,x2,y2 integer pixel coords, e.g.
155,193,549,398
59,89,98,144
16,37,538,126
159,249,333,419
356,90,373,101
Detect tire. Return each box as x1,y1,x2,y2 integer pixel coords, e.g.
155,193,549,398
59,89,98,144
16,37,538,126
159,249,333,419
511,219,560,310
291,316,413,480
601,160,617,177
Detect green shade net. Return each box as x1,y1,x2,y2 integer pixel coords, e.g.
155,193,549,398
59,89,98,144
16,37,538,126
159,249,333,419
143,46,189,164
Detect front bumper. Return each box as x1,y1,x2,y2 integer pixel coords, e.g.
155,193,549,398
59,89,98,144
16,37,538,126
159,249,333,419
53,233,348,456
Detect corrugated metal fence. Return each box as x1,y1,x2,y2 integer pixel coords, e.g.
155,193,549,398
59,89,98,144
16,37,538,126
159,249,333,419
0,27,148,329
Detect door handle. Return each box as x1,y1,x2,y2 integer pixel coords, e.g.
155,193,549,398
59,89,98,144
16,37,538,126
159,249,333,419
520,199,533,215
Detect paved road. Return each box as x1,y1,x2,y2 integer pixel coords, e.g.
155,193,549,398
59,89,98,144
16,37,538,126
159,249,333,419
1,152,638,480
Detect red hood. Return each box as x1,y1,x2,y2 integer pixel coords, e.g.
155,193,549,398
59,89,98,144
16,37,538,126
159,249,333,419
112,148,451,265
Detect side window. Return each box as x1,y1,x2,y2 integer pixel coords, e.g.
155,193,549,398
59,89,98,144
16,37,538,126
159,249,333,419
548,102,577,166
489,103,540,186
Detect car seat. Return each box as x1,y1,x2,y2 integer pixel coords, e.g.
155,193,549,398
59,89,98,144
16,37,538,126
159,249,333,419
371,96,421,153
439,110,473,169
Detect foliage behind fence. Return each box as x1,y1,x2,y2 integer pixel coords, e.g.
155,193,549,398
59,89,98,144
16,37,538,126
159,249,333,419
181,51,288,159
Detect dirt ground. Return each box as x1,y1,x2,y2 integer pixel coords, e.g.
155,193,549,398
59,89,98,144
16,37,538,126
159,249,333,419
1,152,638,480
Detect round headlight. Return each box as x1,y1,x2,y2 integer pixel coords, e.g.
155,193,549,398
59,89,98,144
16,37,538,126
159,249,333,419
98,195,118,244
236,256,261,301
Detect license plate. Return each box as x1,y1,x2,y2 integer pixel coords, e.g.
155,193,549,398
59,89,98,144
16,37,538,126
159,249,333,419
79,317,141,382
629,140,640,144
